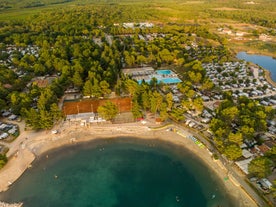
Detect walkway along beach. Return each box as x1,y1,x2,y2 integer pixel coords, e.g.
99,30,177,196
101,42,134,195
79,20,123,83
0,121,260,207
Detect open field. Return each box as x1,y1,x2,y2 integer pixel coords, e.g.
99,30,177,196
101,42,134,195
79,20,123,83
0,0,76,20
231,41,276,58
209,20,276,57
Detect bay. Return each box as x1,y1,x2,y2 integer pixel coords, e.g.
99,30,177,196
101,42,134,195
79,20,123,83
237,52,276,82
0,138,236,207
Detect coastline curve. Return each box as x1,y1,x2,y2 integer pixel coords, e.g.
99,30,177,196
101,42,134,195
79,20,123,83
0,122,259,207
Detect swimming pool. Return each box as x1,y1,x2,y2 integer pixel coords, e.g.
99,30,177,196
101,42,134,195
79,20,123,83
156,70,172,75
136,69,181,84
161,78,182,84
137,78,181,84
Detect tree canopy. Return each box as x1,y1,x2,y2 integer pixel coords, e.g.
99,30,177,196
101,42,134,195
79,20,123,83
248,157,272,178
97,101,119,121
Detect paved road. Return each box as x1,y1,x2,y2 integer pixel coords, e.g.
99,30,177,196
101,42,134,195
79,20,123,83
170,119,267,207
0,119,39,157
194,134,266,206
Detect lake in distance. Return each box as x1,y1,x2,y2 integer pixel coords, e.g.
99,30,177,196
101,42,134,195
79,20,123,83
0,138,236,207
237,52,276,82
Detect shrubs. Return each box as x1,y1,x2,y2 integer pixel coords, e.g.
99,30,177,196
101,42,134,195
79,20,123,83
0,154,7,169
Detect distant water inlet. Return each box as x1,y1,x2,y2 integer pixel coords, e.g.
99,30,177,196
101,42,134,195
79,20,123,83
237,52,276,82
0,138,236,207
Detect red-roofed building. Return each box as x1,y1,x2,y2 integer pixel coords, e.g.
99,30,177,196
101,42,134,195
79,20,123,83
155,117,162,124
33,79,49,88
3,84,12,89
256,144,270,155
213,101,220,109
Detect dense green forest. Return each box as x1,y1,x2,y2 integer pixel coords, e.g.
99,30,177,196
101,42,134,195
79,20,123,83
0,0,237,129
0,0,274,134
1,0,276,53
1,0,276,25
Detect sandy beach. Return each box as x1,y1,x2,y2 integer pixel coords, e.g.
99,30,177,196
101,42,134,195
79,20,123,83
0,120,259,207
0,202,22,207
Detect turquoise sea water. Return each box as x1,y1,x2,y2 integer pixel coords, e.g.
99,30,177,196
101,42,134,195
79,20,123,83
0,138,236,207
237,52,276,82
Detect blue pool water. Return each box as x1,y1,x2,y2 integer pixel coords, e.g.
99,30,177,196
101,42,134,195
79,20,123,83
0,138,236,207
161,78,182,84
156,70,172,75
137,70,181,84
138,78,181,84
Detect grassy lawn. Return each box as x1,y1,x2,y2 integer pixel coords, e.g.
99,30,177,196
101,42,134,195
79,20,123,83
0,0,76,21
231,40,276,58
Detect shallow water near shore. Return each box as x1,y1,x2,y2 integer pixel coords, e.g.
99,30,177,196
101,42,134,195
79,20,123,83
0,138,236,207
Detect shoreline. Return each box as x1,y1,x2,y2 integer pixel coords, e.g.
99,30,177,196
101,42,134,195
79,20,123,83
234,48,276,60
236,50,276,87
0,121,258,207
264,69,276,88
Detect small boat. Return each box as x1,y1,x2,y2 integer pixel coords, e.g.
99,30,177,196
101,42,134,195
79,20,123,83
176,196,180,202
212,194,216,199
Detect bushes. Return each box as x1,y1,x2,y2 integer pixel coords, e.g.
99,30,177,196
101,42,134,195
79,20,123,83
0,154,7,169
